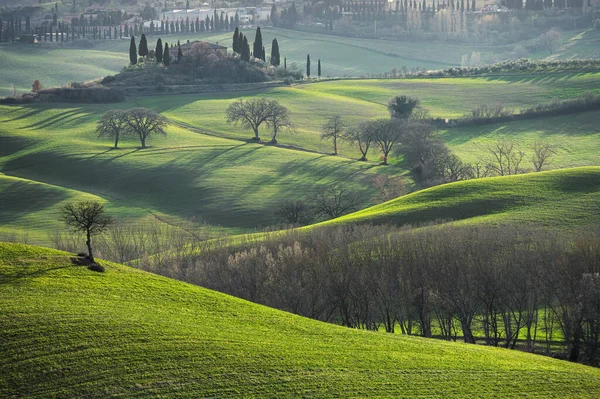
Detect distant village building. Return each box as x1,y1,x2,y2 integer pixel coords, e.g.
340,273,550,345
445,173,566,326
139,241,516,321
159,7,270,24
180,40,228,56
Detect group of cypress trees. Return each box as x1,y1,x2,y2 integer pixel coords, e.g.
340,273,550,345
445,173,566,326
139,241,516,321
306,54,322,78
232,27,281,66
129,34,170,66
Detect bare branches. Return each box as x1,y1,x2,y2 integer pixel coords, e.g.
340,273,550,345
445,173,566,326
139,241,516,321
487,140,526,176
60,201,113,261
342,122,375,161
311,184,362,219
97,108,167,149
266,103,292,143
531,141,555,172
321,115,345,155
226,98,279,141
96,109,128,148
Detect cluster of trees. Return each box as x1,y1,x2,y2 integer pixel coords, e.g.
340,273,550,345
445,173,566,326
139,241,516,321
318,96,556,185
100,222,598,365
270,2,299,28
96,108,168,148
226,98,292,143
129,34,176,66
232,27,281,67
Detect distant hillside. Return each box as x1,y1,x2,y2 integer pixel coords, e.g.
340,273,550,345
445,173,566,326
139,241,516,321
314,167,600,229
1,242,599,398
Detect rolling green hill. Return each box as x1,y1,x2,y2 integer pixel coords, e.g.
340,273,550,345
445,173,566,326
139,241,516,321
1,72,599,244
314,166,600,229
1,242,599,398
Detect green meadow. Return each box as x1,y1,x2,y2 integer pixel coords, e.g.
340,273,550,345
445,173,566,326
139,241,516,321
2,242,599,398
1,71,600,243
1,26,599,96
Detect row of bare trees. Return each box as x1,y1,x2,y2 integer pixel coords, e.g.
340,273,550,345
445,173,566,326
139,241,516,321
97,108,168,148
120,223,600,365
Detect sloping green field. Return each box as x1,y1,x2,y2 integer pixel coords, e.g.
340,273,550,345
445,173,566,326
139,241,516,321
1,242,599,398
316,166,600,229
1,72,599,243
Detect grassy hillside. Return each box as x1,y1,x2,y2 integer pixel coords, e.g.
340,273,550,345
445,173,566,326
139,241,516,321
2,27,599,96
0,103,388,242
1,242,599,398
1,71,599,243
314,167,600,229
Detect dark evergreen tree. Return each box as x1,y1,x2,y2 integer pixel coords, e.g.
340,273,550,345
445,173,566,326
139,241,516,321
139,33,148,58
155,38,163,62
284,57,287,70
253,27,263,60
318,59,321,77
163,42,170,66
271,4,278,27
261,46,266,61
241,35,250,61
25,16,30,33
270,38,280,66
306,54,311,77
129,36,137,65
233,27,239,53
471,0,476,10
177,43,183,62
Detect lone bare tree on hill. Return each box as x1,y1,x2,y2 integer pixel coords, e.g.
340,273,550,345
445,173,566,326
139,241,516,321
60,201,113,262
531,141,555,172
321,115,345,155
226,98,278,141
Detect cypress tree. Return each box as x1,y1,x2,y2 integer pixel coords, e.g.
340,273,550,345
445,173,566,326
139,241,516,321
466,0,470,11
261,46,265,61
155,38,163,62
460,0,464,11
233,27,239,53
318,59,321,78
177,43,183,62
471,0,476,10
241,35,250,61
163,42,170,66
253,27,263,60
139,33,148,58
129,36,137,65
284,57,287,70
306,54,310,78
270,38,280,66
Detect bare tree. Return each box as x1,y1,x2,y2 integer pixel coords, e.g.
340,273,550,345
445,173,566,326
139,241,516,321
312,184,362,219
124,108,168,148
96,109,128,148
373,119,403,165
275,199,313,225
321,115,345,155
266,103,292,143
226,98,277,141
60,201,113,261
531,141,555,172
343,122,376,161
372,175,406,203
487,141,526,176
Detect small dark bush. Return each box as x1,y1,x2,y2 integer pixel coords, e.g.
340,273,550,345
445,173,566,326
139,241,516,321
101,75,116,84
88,263,105,272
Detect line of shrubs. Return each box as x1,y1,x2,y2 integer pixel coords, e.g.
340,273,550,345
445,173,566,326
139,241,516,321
0,85,125,104
443,92,600,127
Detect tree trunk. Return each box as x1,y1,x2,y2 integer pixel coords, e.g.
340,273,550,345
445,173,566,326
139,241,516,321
86,230,94,261
252,127,260,140
114,133,119,149
333,137,337,155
